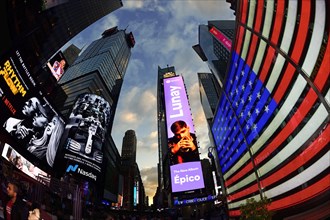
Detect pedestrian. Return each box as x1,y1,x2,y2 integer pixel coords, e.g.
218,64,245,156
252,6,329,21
4,180,28,220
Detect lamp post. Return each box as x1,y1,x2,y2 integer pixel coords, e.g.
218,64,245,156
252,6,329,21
208,146,228,220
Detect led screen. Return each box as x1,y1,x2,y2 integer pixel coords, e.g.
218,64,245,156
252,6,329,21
211,0,329,217
62,93,111,182
46,51,69,81
0,49,65,168
163,76,204,192
170,161,205,193
2,143,50,185
209,26,232,50
133,182,137,206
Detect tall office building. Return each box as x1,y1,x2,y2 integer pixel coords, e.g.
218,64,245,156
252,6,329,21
194,20,235,86
198,72,221,126
1,0,123,65
62,44,81,66
58,26,135,132
0,0,123,122
120,130,145,211
155,66,176,208
56,26,135,204
212,0,329,219
121,130,137,165
156,66,206,211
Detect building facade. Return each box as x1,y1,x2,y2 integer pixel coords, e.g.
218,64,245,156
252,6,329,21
1,0,123,65
154,66,177,208
55,27,134,204
120,130,145,211
58,27,134,131
198,72,221,127
63,44,82,66
212,0,330,219
121,130,137,165
194,20,235,87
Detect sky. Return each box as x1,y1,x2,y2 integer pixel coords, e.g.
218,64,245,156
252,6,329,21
62,0,235,204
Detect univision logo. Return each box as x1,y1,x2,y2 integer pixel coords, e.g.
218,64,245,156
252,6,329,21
66,164,97,181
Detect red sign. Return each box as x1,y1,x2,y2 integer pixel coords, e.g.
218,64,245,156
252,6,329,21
209,27,232,50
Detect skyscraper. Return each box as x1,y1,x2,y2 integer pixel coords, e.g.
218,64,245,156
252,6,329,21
156,66,206,211
55,26,135,204
194,20,235,86
120,130,145,211
58,26,135,132
0,0,124,115
1,0,123,64
212,0,329,219
198,72,221,126
155,66,176,208
62,44,81,66
121,130,137,165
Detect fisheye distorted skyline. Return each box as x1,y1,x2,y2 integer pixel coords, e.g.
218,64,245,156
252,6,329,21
62,0,235,202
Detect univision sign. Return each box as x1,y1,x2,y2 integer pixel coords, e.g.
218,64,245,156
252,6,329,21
66,164,97,181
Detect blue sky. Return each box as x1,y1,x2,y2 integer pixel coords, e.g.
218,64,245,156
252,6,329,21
62,0,235,203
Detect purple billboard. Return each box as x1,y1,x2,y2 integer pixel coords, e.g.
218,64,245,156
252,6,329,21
163,76,204,192
170,162,205,193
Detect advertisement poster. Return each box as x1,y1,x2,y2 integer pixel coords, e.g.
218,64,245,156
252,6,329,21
62,93,111,182
170,161,205,193
46,51,69,81
0,49,65,169
163,76,204,192
2,143,50,185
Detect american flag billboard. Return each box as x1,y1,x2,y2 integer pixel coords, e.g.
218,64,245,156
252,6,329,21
212,0,329,217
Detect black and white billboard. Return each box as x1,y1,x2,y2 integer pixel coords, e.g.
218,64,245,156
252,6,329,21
0,49,65,169
62,93,111,182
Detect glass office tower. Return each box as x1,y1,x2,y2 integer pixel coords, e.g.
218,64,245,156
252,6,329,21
55,27,134,204
58,27,134,132
1,0,123,64
154,66,176,208
212,0,330,219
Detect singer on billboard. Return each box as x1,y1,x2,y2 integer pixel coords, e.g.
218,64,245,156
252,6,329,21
168,120,200,164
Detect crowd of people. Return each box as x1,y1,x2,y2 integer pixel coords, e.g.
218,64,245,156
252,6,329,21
0,179,52,220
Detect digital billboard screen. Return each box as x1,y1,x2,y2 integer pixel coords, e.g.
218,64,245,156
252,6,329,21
2,143,50,185
0,49,65,169
46,51,69,81
163,76,204,193
62,93,111,182
209,26,232,50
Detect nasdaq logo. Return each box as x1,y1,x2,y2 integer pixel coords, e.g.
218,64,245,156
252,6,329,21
66,164,78,172
66,164,97,181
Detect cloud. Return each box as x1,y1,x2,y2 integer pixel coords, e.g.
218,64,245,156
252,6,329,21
123,0,144,9
168,0,235,21
123,0,166,13
140,166,158,201
121,111,138,123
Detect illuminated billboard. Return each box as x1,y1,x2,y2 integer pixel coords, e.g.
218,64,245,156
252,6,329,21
62,93,111,182
209,26,232,50
170,161,204,193
0,49,65,168
211,0,329,218
2,143,50,185
163,76,204,193
46,51,69,81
